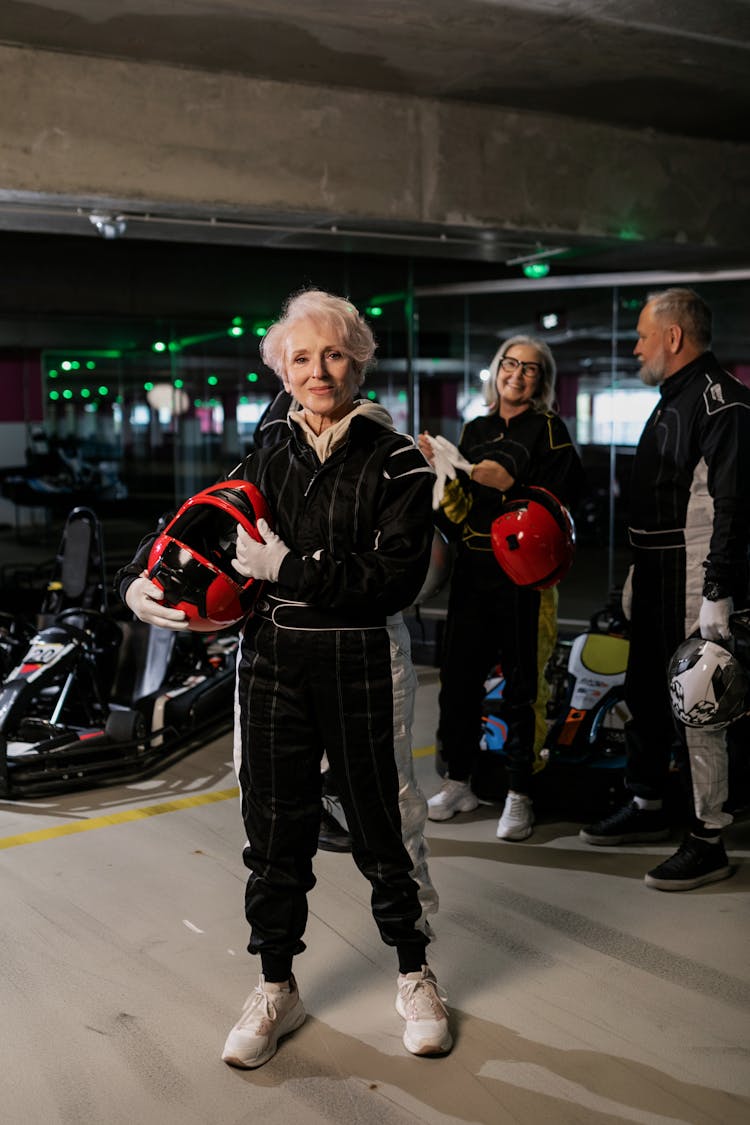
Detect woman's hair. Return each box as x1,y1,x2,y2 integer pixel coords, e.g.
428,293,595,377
485,334,557,414
260,289,377,383
646,287,712,350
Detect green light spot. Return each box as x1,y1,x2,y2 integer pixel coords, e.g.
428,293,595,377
86,361,96,370
229,326,245,337
152,341,167,353
232,316,244,327
618,228,642,241
98,386,109,396
61,361,72,371
174,379,184,389
253,326,267,337
144,381,154,391
367,390,377,400
70,361,80,370
48,369,58,378
397,391,407,402
522,262,550,279
49,390,60,401
62,389,73,399
194,398,203,407
207,375,218,386
81,388,91,398
239,395,249,404
366,306,383,317
247,372,259,383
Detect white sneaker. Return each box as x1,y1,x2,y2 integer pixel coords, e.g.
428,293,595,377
395,965,452,1056
496,792,534,841
221,974,306,1069
427,779,478,821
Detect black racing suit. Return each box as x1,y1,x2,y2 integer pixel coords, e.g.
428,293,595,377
435,408,583,794
228,409,434,977
625,351,750,832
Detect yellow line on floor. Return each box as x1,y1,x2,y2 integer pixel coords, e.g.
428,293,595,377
0,786,240,850
1,747,437,851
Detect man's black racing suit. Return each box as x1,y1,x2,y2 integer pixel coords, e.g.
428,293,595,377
626,351,750,831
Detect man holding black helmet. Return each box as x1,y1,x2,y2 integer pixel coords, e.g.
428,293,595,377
581,288,750,890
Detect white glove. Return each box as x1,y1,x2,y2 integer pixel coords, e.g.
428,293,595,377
125,573,191,631
424,435,473,509
232,518,290,582
698,595,733,641
621,565,634,621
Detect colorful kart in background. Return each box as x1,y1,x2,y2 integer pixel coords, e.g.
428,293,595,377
466,597,631,818
0,507,238,799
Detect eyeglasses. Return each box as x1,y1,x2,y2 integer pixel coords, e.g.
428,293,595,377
499,356,542,379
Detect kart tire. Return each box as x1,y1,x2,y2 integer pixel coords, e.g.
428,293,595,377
105,709,147,744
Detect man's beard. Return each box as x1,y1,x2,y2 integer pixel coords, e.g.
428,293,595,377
638,361,665,387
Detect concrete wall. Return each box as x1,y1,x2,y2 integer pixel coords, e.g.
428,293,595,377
1,44,749,248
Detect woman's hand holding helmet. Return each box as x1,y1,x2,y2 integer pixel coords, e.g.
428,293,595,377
125,572,191,630
233,518,290,582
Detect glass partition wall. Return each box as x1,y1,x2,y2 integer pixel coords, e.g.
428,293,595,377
31,270,750,619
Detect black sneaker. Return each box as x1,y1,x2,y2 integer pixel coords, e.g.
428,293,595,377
318,802,352,853
645,835,732,891
579,800,670,845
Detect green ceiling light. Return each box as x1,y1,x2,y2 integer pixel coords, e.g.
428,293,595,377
207,375,218,386
61,360,72,370
49,390,60,401
80,388,91,398
70,361,81,370
62,388,73,399
239,395,249,404
98,385,109,396
366,306,383,318
144,381,154,391
246,371,259,383
48,369,58,378
522,262,550,279
152,341,167,353
231,316,244,327
229,325,245,337
253,321,271,337
86,361,96,370
367,389,377,400
174,379,184,389
194,398,203,407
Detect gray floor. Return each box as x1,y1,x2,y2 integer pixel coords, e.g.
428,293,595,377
1,664,748,1125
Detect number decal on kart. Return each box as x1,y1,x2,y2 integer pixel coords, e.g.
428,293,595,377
24,642,65,665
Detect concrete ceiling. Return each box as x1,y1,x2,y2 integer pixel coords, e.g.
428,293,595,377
1,1,749,366
1,0,749,142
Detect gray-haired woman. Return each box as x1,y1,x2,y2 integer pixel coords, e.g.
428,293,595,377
419,334,583,842
220,290,451,1066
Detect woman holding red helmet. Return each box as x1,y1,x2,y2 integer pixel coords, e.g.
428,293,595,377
419,334,583,841
119,289,451,1069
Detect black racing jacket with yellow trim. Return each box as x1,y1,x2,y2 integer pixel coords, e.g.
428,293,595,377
436,408,583,592
628,351,750,601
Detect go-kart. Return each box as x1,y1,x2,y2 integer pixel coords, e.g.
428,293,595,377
459,597,630,818
0,507,238,798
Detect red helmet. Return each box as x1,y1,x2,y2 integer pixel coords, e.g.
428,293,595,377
147,481,272,629
490,487,575,590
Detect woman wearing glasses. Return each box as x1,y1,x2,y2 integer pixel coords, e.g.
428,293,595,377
418,335,582,841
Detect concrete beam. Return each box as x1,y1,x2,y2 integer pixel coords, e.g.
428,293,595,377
1,44,748,249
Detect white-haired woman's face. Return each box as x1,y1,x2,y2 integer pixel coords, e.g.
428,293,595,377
284,317,361,430
496,343,542,411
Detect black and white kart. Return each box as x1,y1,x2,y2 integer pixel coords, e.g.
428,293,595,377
0,507,238,798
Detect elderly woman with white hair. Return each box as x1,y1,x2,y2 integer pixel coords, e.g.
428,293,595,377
119,289,450,1066
419,334,583,842
217,289,450,1066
